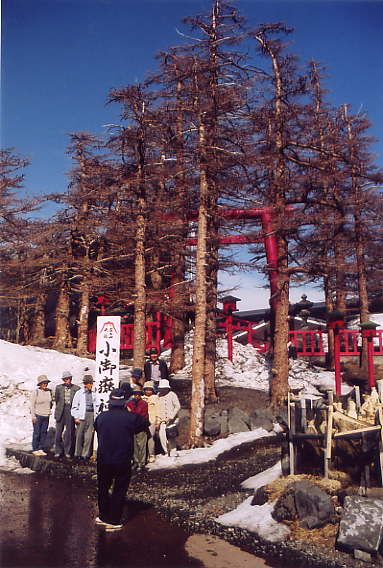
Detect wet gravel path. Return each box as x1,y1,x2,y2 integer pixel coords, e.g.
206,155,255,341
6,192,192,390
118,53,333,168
7,436,383,568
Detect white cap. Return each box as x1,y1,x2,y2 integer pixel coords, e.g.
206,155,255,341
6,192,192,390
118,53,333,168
158,379,170,389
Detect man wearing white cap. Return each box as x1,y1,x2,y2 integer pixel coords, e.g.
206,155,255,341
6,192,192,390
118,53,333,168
53,371,80,458
156,379,181,457
71,375,101,460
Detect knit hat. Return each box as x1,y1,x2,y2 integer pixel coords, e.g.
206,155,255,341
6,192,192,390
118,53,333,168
108,389,126,407
158,379,170,389
131,368,143,378
37,375,50,385
83,374,94,384
120,382,133,399
143,381,154,391
61,371,72,379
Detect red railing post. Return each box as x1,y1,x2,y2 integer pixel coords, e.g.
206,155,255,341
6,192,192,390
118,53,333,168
361,327,379,389
227,314,233,361
333,328,342,396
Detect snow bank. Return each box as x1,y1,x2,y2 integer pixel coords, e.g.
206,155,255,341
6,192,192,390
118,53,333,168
216,497,290,542
148,428,273,470
0,339,94,465
240,460,282,491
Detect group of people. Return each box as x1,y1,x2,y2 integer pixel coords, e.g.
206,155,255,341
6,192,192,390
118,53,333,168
30,348,181,468
30,372,100,459
30,349,182,531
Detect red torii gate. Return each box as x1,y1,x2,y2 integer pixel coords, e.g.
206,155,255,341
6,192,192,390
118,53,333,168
182,206,283,307
89,206,284,351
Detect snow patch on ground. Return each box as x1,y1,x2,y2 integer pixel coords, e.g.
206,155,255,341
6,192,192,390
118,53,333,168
241,460,282,491
147,428,273,470
216,497,290,542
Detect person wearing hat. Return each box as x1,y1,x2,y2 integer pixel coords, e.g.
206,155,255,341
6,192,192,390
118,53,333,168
156,379,181,457
53,371,80,458
71,374,101,460
143,348,169,390
94,388,147,532
30,375,53,456
142,381,160,463
131,368,144,388
126,385,149,471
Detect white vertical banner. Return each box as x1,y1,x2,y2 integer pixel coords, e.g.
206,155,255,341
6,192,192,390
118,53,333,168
95,316,121,410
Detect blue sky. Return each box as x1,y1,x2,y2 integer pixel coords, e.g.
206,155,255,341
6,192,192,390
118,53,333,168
2,0,383,309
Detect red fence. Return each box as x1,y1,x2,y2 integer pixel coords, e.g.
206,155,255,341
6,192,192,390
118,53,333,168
88,313,172,353
88,313,383,359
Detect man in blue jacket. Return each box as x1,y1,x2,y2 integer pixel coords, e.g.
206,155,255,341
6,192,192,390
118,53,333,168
144,348,169,390
94,387,145,532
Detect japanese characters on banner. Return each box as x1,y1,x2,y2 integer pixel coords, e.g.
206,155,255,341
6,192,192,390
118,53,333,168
95,316,121,410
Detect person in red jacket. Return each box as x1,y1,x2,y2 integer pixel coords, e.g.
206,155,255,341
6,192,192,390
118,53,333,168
126,386,149,471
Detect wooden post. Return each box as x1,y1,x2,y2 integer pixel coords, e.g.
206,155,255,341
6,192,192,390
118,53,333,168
300,397,307,433
334,330,342,396
288,392,295,475
377,380,383,403
354,385,361,413
378,407,383,487
361,432,370,494
324,390,334,479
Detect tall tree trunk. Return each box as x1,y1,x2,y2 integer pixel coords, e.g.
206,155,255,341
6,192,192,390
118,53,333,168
15,297,28,345
270,231,290,406
30,289,46,345
334,233,347,313
189,123,209,447
76,273,90,356
170,78,188,374
53,280,72,350
133,206,147,371
204,245,219,403
170,269,187,374
324,276,335,369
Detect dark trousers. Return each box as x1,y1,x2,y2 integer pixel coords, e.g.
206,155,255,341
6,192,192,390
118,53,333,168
32,415,49,451
97,462,132,525
54,405,76,455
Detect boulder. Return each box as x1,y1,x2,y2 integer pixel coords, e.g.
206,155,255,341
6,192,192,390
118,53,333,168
272,480,334,529
219,409,229,435
203,408,222,437
251,486,268,506
249,409,274,432
337,496,383,554
294,480,335,529
272,486,297,522
228,406,251,434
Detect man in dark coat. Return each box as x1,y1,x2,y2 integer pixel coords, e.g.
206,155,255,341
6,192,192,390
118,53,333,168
53,371,80,458
94,387,145,532
143,348,169,390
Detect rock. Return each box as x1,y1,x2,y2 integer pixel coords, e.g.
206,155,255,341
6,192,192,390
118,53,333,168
228,407,251,434
272,480,334,529
272,486,297,522
251,486,268,506
204,408,222,436
337,495,383,554
249,409,274,432
354,549,372,562
219,409,229,435
294,480,335,529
